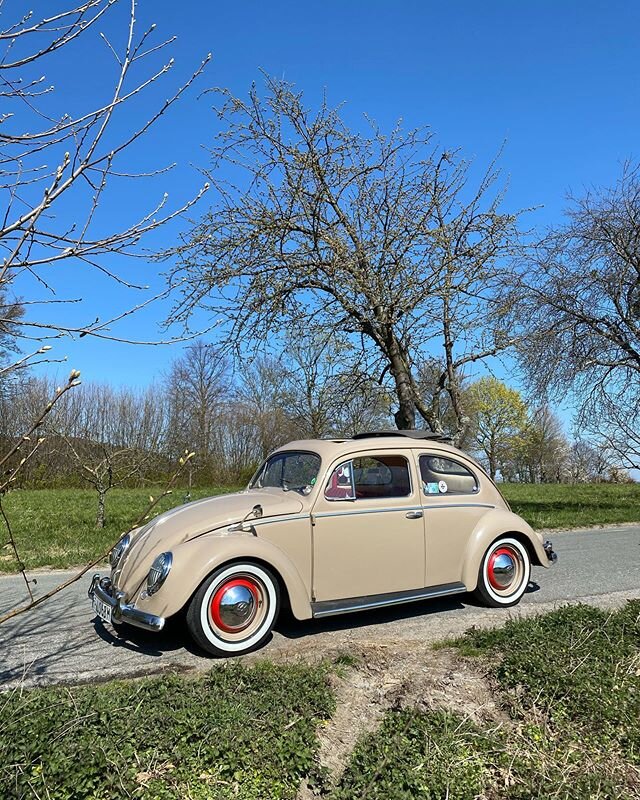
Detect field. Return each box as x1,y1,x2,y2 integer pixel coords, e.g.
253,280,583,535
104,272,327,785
2,602,639,799
500,481,640,529
0,486,235,573
1,482,639,573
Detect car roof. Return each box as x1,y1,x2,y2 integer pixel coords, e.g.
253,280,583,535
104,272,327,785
274,434,480,467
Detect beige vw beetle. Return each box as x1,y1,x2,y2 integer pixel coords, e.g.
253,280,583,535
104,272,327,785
89,431,556,656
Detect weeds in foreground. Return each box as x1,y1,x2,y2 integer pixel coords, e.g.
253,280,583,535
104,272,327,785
0,662,334,800
333,602,640,799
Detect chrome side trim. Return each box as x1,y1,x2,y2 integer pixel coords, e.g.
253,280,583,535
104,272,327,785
251,513,311,527
313,503,494,520
88,574,165,632
311,581,467,618
314,505,424,519
422,503,495,510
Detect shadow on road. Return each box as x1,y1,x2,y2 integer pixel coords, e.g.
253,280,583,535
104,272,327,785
0,578,547,687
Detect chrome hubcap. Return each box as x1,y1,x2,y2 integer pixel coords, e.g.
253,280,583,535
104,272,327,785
490,553,516,588
209,577,262,634
217,584,256,630
487,545,523,593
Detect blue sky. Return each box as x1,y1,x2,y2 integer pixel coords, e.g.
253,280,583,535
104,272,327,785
22,0,640,392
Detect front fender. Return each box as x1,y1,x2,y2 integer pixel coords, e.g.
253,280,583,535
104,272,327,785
131,532,313,621
461,509,549,591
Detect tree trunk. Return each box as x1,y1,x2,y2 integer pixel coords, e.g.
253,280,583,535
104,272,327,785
386,335,416,430
442,293,468,445
96,488,106,529
488,447,497,480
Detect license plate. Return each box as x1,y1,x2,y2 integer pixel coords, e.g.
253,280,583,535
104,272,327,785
92,595,113,624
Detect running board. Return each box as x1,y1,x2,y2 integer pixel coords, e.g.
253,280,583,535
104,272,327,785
311,582,467,619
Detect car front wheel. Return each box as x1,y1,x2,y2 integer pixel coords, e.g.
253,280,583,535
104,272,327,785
473,537,531,608
186,563,280,656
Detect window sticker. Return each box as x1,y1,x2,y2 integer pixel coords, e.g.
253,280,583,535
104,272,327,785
438,480,448,494
426,482,439,494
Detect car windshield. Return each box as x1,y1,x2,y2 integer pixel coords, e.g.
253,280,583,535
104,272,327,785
249,451,321,493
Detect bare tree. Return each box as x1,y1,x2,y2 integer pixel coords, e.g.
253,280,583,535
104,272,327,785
1,375,168,489
57,381,167,525
0,287,23,363
66,441,152,527
512,162,640,467
233,355,298,459
331,377,393,437
164,340,230,479
0,370,81,599
0,1,210,348
167,77,522,441
567,439,610,483
278,333,365,437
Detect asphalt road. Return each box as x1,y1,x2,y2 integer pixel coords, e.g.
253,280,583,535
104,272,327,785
1,525,639,690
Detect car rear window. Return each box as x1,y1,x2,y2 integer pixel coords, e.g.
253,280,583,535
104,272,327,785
419,455,478,496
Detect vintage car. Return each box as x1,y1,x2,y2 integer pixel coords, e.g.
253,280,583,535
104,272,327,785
89,431,557,656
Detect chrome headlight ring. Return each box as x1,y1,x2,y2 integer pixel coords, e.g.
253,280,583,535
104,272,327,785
109,533,131,569
147,552,173,596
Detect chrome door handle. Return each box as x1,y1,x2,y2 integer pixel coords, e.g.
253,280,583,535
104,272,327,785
405,510,423,519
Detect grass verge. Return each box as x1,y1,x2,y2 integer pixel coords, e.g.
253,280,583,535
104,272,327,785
1,482,638,573
0,661,334,800
2,604,639,798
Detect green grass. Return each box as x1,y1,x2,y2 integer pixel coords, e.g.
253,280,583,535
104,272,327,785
331,710,499,800
1,482,638,573
0,661,334,800
0,486,239,573
461,601,640,761
333,602,640,799
501,481,640,529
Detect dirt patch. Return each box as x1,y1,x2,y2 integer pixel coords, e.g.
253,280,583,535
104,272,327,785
297,641,503,797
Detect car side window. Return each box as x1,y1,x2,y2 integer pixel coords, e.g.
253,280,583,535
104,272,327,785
325,455,412,501
419,454,478,496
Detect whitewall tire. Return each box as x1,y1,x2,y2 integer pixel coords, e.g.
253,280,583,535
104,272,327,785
473,537,531,608
186,562,280,656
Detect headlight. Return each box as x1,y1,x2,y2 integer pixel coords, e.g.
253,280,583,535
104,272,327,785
109,533,130,568
147,552,172,595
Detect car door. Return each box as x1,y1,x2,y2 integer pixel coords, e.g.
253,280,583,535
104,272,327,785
311,451,425,602
417,452,495,587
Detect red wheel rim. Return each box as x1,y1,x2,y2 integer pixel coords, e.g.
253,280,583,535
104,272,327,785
210,578,259,633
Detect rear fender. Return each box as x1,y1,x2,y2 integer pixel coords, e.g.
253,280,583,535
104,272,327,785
461,509,549,590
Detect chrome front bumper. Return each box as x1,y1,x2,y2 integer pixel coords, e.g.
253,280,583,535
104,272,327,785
88,574,165,632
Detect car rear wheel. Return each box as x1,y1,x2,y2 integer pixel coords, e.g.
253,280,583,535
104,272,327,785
473,537,531,608
186,563,280,656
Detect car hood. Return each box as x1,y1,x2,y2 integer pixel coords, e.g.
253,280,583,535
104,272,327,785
112,490,304,594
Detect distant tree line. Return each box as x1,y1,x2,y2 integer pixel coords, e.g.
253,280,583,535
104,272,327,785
0,344,628,506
